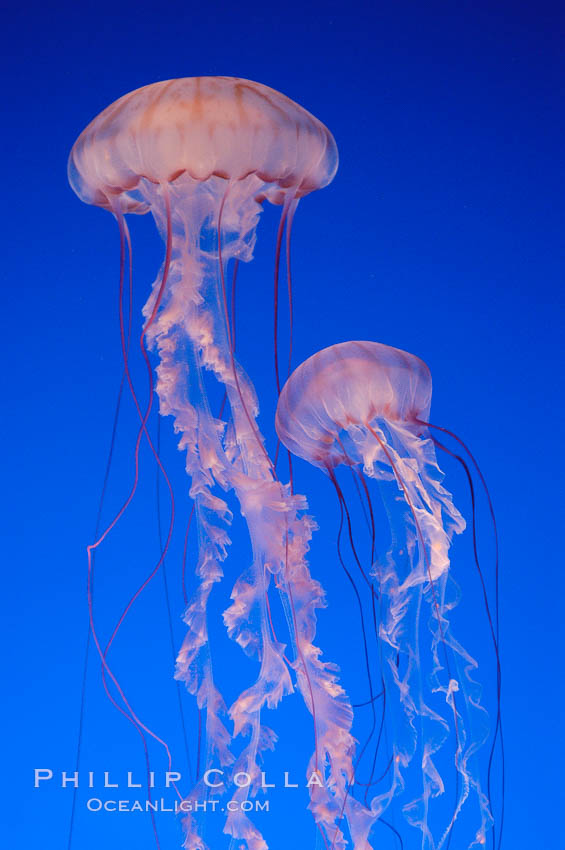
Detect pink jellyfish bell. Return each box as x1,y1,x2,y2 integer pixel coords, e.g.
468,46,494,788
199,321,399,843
275,340,433,472
276,340,495,849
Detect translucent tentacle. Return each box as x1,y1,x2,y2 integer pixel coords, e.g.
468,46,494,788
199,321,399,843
347,420,492,848
138,175,363,849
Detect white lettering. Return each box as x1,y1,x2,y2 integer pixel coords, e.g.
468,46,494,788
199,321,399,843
34,769,53,787
261,772,274,789
104,772,118,788
62,772,79,788
284,772,298,788
127,772,141,788
307,771,323,788
204,768,224,788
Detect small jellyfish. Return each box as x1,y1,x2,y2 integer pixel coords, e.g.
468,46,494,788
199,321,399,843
276,340,502,849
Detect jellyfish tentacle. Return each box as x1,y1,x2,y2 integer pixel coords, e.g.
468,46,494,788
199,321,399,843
428,433,503,850
68,258,134,850
81,196,183,850
86,195,177,745
284,198,298,384
273,195,298,478
360,419,493,847
137,176,318,849
330,469,379,763
278,509,359,850
273,193,293,396
328,447,393,814
180,257,238,611
213,189,321,845
213,184,362,850
326,468,385,836
140,181,246,848
222,423,361,848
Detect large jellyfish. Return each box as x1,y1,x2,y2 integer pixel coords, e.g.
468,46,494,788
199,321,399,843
275,340,502,849
68,77,367,849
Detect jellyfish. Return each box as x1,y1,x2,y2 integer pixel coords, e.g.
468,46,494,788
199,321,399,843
275,340,503,849
68,77,364,849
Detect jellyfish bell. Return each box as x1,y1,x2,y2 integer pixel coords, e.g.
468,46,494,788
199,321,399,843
276,340,433,470
276,340,496,848
68,76,338,211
